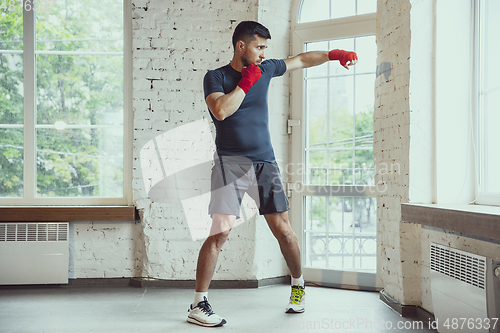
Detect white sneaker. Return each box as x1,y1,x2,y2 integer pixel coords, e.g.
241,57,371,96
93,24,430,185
285,285,305,313
187,296,227,327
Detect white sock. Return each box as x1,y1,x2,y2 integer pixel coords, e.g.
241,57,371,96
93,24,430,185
193,291,208,307
291,275,304,287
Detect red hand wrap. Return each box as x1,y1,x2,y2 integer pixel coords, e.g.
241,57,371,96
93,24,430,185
328,49,358,67
238,64,261,94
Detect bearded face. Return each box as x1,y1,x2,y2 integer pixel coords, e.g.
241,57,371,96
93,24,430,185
239,35,267,67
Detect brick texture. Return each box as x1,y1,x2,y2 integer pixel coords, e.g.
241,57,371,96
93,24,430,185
374,0,415,303
130,0,290,281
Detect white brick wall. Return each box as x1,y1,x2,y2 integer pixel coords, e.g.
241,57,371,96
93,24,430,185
374,0,419,304
129,0,293,281
71,221,140,278
132,0,257,280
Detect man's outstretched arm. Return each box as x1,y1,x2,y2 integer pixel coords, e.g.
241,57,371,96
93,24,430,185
284,49,358,74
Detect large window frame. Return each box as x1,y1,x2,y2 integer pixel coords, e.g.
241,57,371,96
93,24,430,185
435,0,500,208
475,0,500,206
289,0,380,290
402,0,499,240
0,1,133,211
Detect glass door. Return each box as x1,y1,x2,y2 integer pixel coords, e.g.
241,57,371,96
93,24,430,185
289,15,381,290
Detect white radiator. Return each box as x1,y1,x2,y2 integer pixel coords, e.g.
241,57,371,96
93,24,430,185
430,243,500,333
0,223,69,285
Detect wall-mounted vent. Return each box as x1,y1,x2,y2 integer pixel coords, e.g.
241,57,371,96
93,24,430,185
430,243,500,333
430,243,486,289
0,222,69,285
0,223,68,242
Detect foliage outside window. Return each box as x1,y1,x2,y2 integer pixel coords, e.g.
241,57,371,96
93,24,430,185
0,0,125,202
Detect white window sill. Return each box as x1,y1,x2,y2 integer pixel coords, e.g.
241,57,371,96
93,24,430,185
401,203,500,242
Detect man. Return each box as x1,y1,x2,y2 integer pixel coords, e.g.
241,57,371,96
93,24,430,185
188,21,357,327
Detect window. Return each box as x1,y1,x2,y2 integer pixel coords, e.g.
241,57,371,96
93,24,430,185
299,0,376,23
476,0,500,205
289,0,378,289
302,35,377,272
304,36,376,188
303,35,377,272
0,0,131,206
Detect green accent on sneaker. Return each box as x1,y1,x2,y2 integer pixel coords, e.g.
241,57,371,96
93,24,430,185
290,285,305,305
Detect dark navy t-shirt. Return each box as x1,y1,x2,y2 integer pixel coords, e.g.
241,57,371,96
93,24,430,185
203,59,287,163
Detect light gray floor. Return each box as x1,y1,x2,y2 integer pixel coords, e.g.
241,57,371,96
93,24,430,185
0,284,437,333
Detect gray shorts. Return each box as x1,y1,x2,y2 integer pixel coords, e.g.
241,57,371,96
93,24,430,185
208,156,289,219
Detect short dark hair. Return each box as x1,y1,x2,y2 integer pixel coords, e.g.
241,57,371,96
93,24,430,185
232,21,271,49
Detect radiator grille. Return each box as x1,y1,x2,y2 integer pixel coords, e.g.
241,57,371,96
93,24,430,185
430,244,486,289
0,223,68,242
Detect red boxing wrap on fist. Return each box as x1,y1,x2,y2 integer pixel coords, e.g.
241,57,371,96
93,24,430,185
238,64,261,94
328,49,358,67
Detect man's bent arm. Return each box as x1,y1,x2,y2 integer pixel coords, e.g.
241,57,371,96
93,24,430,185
205,64,261,121
205,87,246,121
